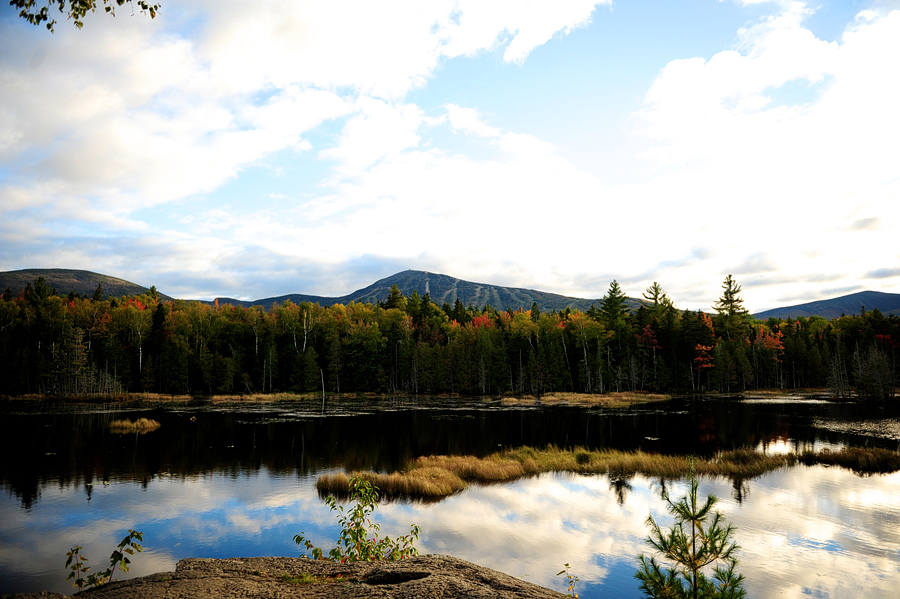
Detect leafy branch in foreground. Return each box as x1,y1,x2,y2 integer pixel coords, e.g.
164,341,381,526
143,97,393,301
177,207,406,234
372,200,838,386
635,467,745,599
65,529,144,590
11,1,160,32
294,476,420,562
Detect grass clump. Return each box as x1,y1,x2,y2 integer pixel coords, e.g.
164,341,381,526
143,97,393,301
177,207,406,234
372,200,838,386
316,446,796,500
499,392,671,407
317,444,900,501
317,468,467,500
108,418,161,434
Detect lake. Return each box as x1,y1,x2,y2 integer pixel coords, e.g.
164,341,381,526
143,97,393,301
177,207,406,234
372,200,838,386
2,395,899,597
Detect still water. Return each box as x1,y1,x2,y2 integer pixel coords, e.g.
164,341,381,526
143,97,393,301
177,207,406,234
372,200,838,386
2,396,900,597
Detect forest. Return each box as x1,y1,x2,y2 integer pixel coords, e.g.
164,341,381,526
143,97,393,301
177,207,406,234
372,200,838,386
0,275,897,400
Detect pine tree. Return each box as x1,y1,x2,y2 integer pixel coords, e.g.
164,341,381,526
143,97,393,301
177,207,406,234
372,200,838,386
600,280,629,323
636,467,746,599
713,275,749,342
383,284,406,311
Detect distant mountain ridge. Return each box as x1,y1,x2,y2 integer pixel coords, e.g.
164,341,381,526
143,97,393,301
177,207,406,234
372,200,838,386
3,268,899,319
218,270,635,312
752,290,900,320
0,268,169,300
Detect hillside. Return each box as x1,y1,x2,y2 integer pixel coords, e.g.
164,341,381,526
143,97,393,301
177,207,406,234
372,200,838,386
0,268,168,300
7,267,896,319
753,290,900,320
224,270,642,312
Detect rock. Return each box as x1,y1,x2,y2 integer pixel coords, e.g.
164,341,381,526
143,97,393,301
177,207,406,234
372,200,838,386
4,555,566,599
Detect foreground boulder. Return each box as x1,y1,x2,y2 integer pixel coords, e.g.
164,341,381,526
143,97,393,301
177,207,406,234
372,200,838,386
9,555,566,599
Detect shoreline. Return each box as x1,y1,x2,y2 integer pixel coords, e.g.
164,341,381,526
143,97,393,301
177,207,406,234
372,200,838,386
1,388,846,407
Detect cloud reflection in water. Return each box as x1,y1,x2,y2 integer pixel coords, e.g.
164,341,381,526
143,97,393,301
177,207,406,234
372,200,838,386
2,466,899,598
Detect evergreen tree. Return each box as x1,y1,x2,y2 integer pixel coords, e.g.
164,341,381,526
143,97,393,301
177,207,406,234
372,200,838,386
636,468,746,598
600,280,629,323
713,275,749,342
643,282,674,317
382,284,406,311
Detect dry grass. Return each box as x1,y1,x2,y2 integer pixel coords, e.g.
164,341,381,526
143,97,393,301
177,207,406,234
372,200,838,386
210,393,314,403
499,392,670,408
318,444,900,500
500,396,536,406
128,393,193,402
317,468,467,499
109,418,161,434
316,445,800,500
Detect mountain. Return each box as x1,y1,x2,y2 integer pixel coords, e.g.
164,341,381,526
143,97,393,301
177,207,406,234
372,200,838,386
753,290,900,320
0,268,169,300
10,267,894,319
221,270,640,312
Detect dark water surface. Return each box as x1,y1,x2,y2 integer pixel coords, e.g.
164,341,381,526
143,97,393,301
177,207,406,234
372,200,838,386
2,395,899,597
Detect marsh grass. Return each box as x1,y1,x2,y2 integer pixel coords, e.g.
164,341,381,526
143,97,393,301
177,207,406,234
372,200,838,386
317,468,467,500
108,418,161,434
317,444,899,500
499,392,670,407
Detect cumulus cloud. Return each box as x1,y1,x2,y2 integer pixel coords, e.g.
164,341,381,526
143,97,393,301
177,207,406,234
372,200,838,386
1,0,898,310
445,104,502,137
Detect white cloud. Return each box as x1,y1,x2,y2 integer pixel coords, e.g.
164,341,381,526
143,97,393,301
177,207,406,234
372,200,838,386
445,104,501,137
438,0,606,64
2,0,898,309
320,98,425,175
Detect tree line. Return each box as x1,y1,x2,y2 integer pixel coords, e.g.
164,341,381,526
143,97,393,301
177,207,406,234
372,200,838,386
0,275,897,399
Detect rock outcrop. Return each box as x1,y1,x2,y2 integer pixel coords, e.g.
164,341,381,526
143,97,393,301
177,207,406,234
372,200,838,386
6,555,566,598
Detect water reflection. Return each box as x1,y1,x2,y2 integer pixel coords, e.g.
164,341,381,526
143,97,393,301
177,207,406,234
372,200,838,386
3,397,900,596
2,466,899,597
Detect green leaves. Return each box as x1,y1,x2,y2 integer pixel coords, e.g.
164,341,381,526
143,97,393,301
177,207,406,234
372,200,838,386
64,529,144,590
294,476,420,562
11,0,161,33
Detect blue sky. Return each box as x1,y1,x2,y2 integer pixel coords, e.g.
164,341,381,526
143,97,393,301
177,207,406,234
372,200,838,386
1,0,898,311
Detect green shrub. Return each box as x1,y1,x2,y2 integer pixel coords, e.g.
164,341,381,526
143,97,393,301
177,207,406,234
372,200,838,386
294,476,420,562
65,529,144,590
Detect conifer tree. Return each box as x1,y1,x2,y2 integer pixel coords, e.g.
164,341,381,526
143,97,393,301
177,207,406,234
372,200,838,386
713,275,749,342
636,468,746,599
600,280,629,323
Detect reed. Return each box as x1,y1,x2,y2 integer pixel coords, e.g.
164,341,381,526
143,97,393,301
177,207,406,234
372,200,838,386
315,446,800,500
108,418,161,433
316,443,900,501
499,392,671,407
317,468,467,499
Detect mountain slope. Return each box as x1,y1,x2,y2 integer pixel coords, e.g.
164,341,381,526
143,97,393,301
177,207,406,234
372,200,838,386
0,268,167,300
753,290,900,320
232,270,639,312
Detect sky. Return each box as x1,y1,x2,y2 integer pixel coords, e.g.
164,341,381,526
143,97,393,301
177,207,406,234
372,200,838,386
1,0,899,312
